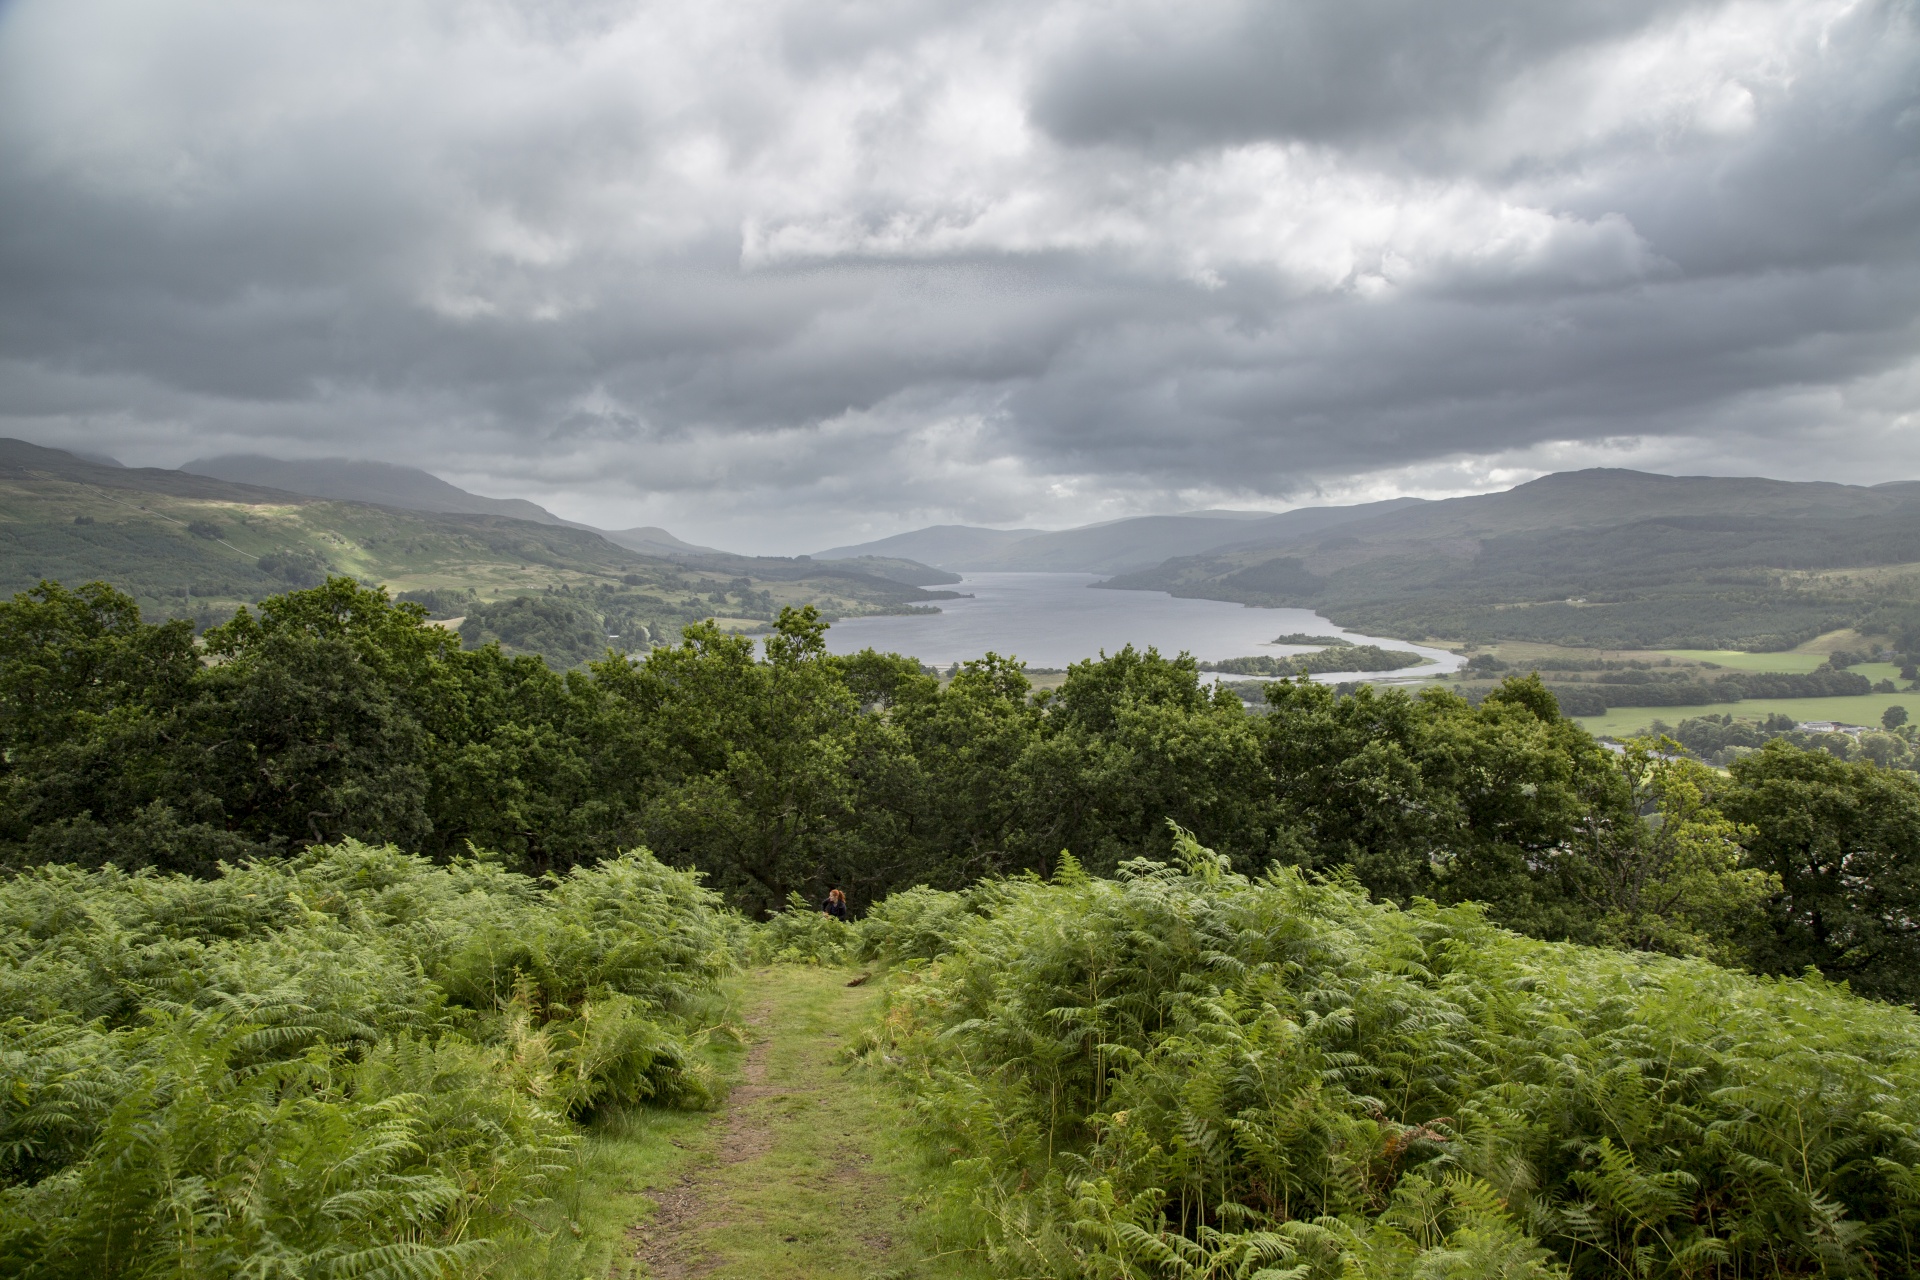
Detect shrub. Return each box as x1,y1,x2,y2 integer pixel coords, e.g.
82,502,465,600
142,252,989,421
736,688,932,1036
752,892,858,965
0,841,741,1278
872,831,1920,1280
856,883,979,963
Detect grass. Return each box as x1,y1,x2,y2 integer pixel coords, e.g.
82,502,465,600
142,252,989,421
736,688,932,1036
496,1097,733,1280
1577,690,1918,737
503,965,989,1280
1454,630,1892,676
1657,648,1832,673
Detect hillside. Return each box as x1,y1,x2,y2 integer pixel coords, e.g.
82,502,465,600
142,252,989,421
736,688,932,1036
810,555,963,586
182,454,574,526
814,523,1041,565
184,453,727,557
0,439,958,651
1101,469,1920,649
816,497,1424,573
598,525,724,557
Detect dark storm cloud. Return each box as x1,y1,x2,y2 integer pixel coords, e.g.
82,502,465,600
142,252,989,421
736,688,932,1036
1029,0,1710,152
0,0,1915,549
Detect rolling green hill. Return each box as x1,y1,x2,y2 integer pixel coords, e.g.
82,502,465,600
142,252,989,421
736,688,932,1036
0,438,956,655
181,452,728,559
1100,469,1920,650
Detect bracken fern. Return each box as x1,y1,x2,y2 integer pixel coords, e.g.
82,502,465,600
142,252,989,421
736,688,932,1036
0,841,742,1279
870,827,1920,1279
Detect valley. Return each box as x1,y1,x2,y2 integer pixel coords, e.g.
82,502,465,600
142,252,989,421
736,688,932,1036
0,439,958,664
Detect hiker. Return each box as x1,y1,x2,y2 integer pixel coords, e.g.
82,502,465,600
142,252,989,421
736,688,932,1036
821,887,848,921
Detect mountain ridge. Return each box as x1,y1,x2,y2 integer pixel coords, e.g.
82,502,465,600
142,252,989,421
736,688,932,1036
183,454,727,558
816,497,1426,573
0,439,961,652
1099,468,1920,650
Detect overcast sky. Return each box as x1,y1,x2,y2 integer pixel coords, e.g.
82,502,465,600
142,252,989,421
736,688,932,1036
1,0,1915,552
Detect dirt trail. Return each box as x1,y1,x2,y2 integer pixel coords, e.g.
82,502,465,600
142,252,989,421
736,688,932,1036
625,968,958,1280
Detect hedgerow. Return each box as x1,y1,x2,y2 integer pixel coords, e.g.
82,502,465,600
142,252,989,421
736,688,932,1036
0,841,742,1279
867,833,1920,1279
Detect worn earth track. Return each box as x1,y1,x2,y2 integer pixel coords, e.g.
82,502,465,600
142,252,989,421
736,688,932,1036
624,966,959,1280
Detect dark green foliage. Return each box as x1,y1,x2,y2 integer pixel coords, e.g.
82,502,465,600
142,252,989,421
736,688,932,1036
0,840,740,1279
1719,668,1872,698
1258,675,1624,933
1529,667,1872,715
1199,645,1425,676
459,594,611,670
396,586,473,617
871,843,1920,1279
0,579,646,877
1013,646,1281,875
10,575,1920,1005
597,607,868,915
879,651,1043,883
256,548,331,586
1722,741,1920,1003
1541,684,1608,715
1271,632,1348,646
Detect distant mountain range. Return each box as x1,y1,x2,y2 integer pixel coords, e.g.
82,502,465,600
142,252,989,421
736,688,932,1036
21,440,1920,654
819,469,1920,650
816,498,1425,574
1101,469,1920,650
0,439,960,657
181,454,721,559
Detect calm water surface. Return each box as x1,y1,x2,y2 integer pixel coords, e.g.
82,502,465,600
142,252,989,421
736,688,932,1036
825,573,1461,680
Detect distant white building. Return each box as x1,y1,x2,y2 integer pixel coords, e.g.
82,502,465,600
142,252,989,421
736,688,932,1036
1798,721,1869,735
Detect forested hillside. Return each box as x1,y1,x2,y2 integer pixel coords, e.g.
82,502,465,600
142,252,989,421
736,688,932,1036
1102,469,1920,649
0,438,957,651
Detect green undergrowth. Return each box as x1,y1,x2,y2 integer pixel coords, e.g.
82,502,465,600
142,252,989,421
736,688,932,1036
497,963,991,1280
492,1069,737,1280
853,839,1920,1280
0,842,744,1279
755,885,984,968
655,965,993,1280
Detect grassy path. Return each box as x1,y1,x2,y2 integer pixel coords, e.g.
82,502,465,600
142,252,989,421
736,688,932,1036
504,965,984,1280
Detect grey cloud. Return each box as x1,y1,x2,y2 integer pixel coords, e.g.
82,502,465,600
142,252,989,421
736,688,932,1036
0,0,1915,552
1027,0,1711,152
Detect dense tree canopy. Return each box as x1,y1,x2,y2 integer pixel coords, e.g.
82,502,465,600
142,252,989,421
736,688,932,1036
1724,741,1920,1001
6,577,1920,1000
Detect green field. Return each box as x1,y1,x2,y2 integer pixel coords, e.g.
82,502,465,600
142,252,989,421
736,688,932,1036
1578,690,1918,738
1658,648,1831,673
